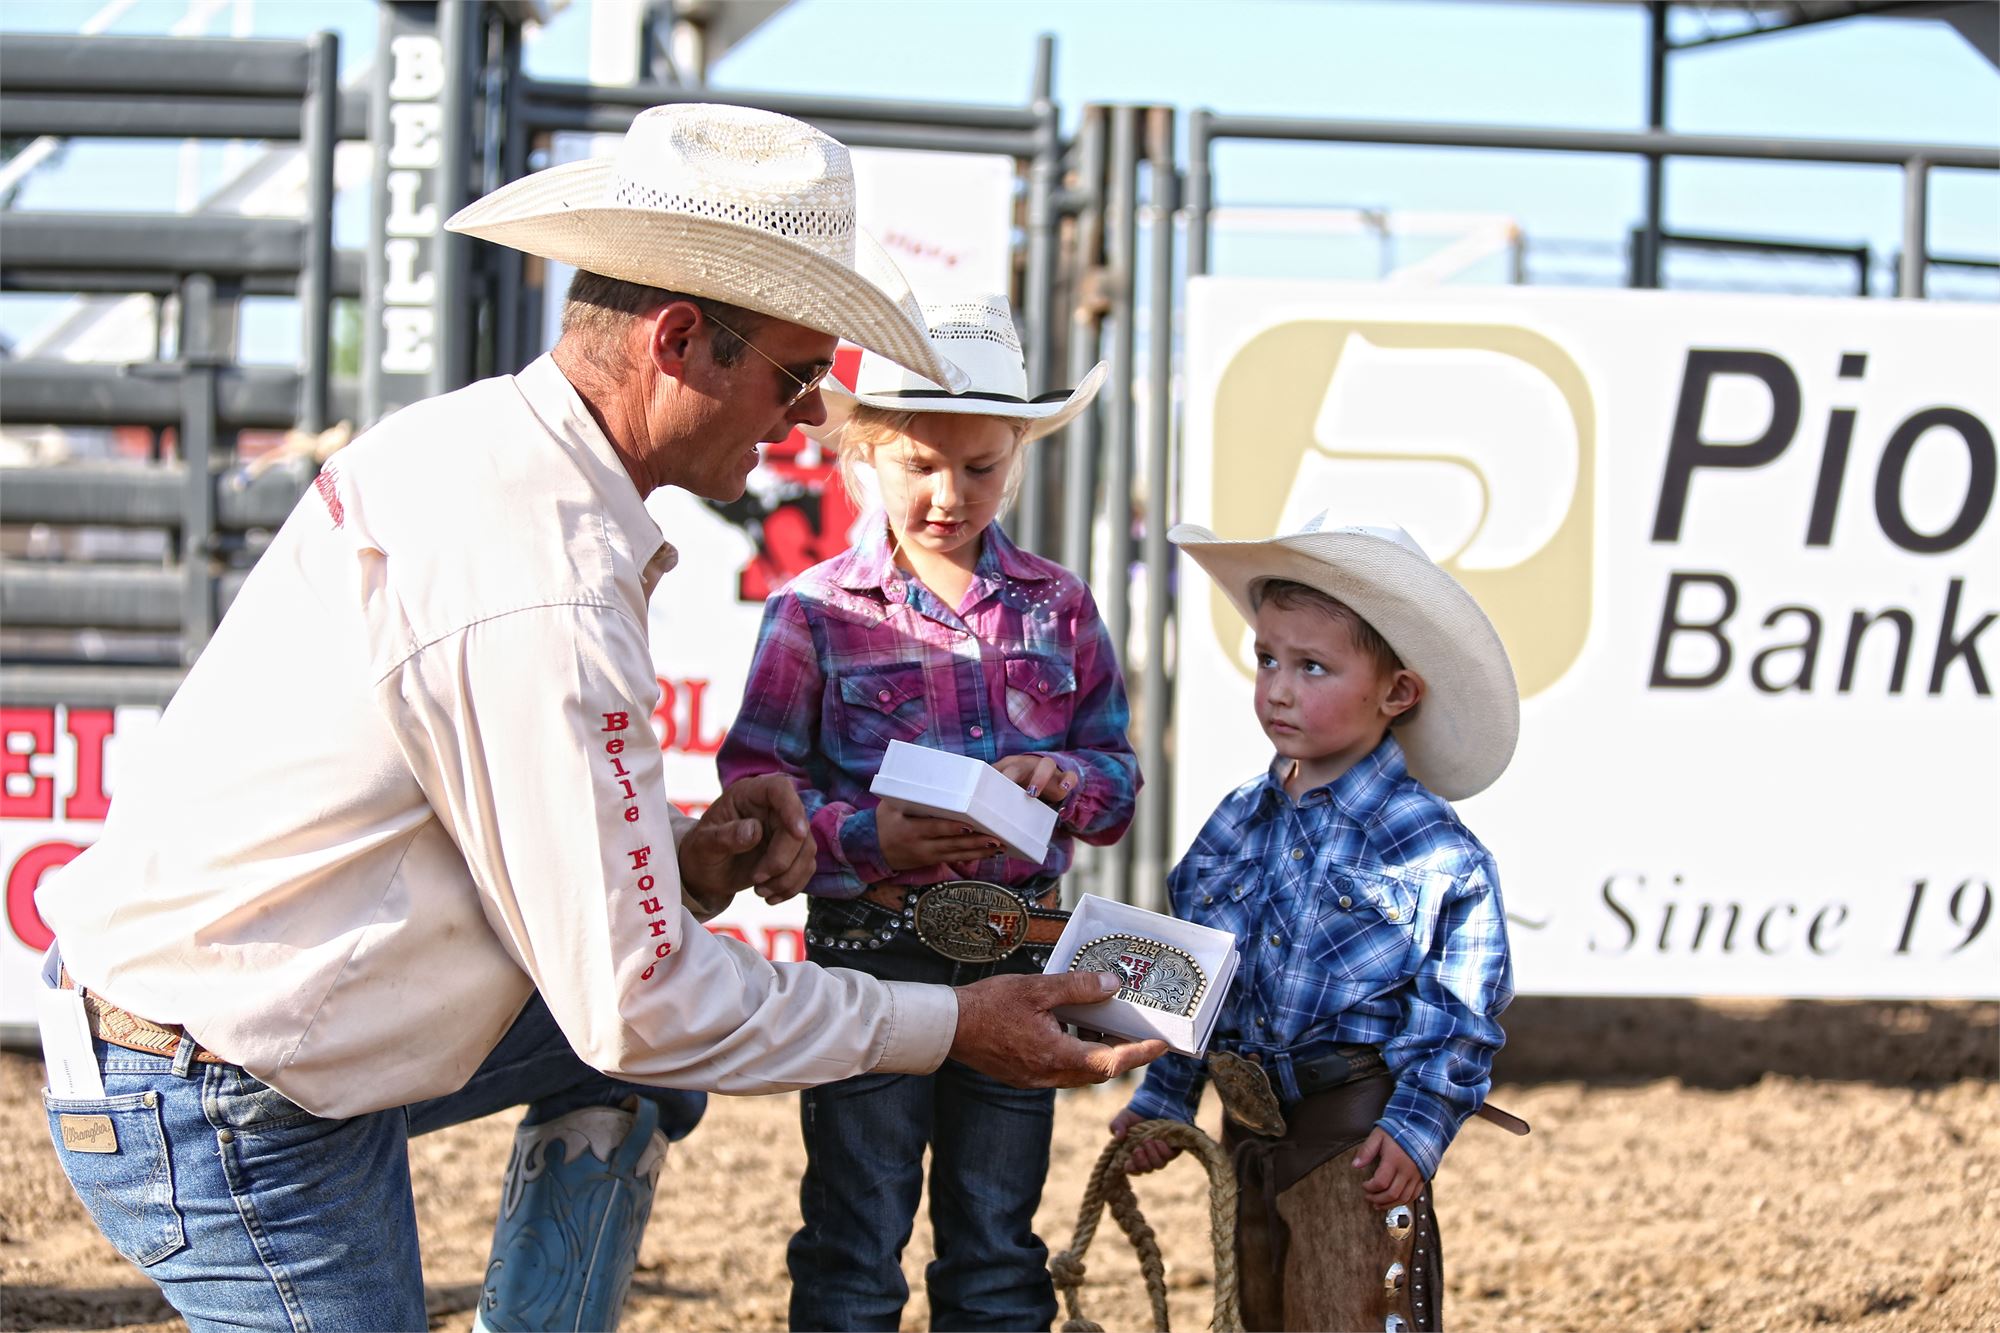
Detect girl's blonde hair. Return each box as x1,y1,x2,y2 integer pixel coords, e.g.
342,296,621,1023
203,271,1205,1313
833,406,1032,513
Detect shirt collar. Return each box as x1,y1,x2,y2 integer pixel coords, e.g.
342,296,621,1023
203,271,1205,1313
1256,732,1408,821
832,517,1053,598
514,355,678,593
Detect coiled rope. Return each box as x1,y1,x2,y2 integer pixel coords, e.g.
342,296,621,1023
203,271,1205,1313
1048,1118,1243,1332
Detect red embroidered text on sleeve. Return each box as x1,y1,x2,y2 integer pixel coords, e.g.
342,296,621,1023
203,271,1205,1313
600,710,675,980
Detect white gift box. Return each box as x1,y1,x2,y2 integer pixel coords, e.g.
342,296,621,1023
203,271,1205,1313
868,739,1058,864
1044,894,1240,1057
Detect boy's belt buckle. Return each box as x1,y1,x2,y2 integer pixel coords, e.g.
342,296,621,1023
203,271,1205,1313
912,880,1066,963
1206,1050,1288,1137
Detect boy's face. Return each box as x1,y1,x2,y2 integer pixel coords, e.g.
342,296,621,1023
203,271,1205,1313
1251,599,1421,789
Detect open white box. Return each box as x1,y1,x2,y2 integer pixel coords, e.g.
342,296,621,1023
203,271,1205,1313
1044,894,1240,1057
869,739,1058,864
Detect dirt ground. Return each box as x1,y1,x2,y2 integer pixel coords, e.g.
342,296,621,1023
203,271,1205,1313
4,997,1995,1333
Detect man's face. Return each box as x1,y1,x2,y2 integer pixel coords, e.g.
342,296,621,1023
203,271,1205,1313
648,314,836,502
1251,598,1407,788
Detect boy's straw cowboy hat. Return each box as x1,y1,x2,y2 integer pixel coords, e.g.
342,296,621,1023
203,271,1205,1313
445,103,968,394
805,293,1108,442
1170,513,1520,800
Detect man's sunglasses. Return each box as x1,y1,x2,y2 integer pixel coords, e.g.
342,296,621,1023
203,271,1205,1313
704,310,834,409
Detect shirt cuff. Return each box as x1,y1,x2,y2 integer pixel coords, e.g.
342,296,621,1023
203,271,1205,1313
1378,1082,1458,1180
837,807,893,887
870,980,957,1074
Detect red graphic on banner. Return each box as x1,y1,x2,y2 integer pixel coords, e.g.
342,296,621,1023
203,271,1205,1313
706,348,867,602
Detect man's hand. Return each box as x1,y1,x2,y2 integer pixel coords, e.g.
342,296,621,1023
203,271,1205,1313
877,798,1001,871
948,971,1167,1088
1110,1106,1182,1174
1352,1126,1424,1209
993,753,1077,809
677,774,814,917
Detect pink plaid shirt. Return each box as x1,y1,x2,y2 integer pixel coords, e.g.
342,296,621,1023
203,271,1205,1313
719,521,1139,898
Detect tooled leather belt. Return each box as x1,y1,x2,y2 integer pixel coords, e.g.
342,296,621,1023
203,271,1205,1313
58,968,227,1066
859,879,1069,964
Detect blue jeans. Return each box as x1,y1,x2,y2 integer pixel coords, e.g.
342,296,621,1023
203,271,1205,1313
41,992,706,1333
790,931,1058,1332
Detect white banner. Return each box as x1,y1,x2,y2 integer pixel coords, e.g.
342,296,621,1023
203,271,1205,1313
1177,280,1999,999
1,146,1018,1032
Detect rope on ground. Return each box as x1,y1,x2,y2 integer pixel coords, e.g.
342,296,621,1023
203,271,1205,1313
1048,1118,1243,1333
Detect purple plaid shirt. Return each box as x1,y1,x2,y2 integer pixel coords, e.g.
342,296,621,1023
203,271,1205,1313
718,520,1139,898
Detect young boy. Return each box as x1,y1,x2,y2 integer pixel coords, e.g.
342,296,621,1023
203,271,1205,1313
1110,513,1519,1333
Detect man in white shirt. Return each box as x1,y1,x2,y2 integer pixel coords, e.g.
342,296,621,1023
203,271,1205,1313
36,104,1161,1333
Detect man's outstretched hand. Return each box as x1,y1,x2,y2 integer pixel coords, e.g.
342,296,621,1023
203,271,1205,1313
677,774,814,918
949,971,1168,1088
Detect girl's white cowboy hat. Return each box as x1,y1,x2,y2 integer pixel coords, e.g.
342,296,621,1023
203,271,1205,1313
1169,513,1520,800
804,293,1107,442
444,103,968,394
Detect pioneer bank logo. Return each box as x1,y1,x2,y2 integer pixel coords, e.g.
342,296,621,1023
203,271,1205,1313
1208,319,1594,698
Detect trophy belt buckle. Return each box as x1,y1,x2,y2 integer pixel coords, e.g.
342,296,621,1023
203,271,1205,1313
911,880,1068,964
1067,933,1208,1019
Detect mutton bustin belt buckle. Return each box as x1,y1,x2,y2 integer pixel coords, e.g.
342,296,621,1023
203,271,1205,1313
1067,934,1207,1018
912,880,1067,963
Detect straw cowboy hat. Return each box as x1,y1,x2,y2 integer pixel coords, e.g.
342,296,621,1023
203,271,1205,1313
1170,513,1520,800
804,293,1107,442
444,103,968,393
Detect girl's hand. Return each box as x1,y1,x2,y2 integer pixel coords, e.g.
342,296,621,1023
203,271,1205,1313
876,798,1004,871
1352,1127,1424,1209
1110,1106,1181,1174
994,752,1076,809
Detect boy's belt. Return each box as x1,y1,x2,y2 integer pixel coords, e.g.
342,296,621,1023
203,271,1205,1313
58,968,226,1066
859,879,1068,963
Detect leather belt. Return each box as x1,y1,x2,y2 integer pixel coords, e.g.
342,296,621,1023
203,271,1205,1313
1276,1044,1531,1136
59,968,226,1066
860,879,1068,963
1293,1044,1390,1098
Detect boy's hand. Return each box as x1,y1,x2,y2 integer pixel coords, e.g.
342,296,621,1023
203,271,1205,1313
994,753,1077,809
877,798,1003,870
1110,1106,1182,1174
1352,1127,1424,1209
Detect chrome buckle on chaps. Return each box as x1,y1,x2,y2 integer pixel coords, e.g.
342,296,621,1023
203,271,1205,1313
912,880,1032,963
1068,934,1207,1018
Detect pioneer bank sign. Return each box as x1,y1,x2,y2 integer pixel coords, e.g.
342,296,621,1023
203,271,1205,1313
1178,280,1997,999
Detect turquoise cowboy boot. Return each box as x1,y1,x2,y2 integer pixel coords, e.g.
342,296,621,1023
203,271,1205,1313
473,1097,667,1332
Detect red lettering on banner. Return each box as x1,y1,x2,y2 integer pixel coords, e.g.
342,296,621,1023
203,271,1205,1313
648,919,668,937
0,707,56,820
637,875,655,892
765,926,807,963
606,738,625,755
6,840,80,951
623,806,640,823
639,897,662,914
601,712,630,733
629,846,652,870
653,678,728,755
701,922,809,963
63,708,115,821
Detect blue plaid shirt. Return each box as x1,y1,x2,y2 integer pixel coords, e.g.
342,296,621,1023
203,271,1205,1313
1128,734,1512,1179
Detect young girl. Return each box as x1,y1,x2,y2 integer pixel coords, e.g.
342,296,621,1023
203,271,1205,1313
718,293,1136,1332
